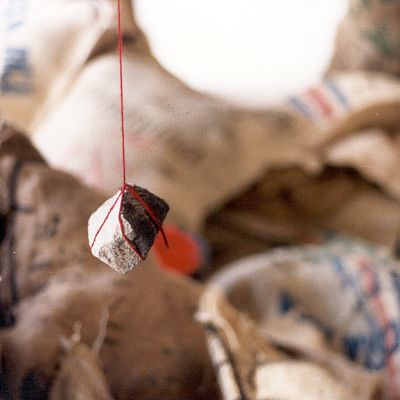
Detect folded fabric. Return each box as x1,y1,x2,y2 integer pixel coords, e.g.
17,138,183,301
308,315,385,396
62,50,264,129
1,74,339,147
0,121,217,399
329,0,400,76
200,233,400,398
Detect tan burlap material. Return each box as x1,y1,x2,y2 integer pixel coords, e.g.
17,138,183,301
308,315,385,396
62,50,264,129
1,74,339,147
205,71,400,271
0,123,218,399
1,2,400,399
0,0,141,132
198,284,383,400
199,233,400,398
329,0,400,76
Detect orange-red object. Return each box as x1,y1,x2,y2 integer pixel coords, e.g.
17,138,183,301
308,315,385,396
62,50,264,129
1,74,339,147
153,225,202,275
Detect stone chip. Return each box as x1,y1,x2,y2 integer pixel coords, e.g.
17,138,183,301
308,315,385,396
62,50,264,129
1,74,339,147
88,184,169,274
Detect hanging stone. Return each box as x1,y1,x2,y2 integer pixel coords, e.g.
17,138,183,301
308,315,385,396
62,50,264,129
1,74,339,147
88,184,169,274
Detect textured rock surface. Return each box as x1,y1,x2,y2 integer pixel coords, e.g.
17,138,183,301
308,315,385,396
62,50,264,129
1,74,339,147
88,184,169,274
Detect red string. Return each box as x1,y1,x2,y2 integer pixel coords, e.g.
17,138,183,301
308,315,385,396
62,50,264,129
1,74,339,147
90,189,122,250
89,0,168,257
117,185,144,260
126,185,169,247
117,0,126,185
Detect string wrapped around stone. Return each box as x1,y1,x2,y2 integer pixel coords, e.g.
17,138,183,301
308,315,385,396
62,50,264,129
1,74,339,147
88,183,169,274
88,1,169,274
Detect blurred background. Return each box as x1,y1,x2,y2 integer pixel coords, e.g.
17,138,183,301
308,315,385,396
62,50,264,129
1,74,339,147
135,0,347,105
2,0,400,398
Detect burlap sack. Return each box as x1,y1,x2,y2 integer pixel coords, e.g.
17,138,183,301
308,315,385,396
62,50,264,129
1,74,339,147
329,0,400,76
287,71,400,141
197,284,383,400
202,71,400,271
50,330,114,400
0,0,140,132
25,4,394,246
0,121,218,399
32,38,400,238
5,2,397,249
202,233,400,398
32,39,316,230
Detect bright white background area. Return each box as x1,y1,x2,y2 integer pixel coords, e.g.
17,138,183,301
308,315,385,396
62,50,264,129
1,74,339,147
135,0,347,106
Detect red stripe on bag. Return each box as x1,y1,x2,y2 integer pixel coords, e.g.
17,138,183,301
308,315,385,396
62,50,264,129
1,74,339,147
307,87,334,119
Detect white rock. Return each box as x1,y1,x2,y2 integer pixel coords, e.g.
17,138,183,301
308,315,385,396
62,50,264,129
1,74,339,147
88,184,169,274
